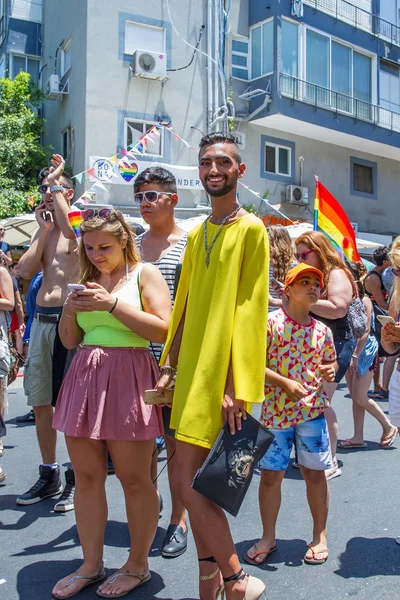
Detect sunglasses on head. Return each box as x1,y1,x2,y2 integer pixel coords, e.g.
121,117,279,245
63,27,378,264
391,267,400,277
133,190,173,205
82,208,119,221
39,184,72,194
295,250,315,261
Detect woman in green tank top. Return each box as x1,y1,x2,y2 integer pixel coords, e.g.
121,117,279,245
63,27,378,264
52,209,171,599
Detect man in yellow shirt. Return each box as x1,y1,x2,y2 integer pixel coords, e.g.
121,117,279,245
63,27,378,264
157,133,269,600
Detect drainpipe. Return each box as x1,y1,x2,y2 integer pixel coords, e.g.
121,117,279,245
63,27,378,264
214,0,220,131
207,0,213,131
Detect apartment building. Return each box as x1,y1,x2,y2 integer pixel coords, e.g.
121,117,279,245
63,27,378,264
15,0,400,234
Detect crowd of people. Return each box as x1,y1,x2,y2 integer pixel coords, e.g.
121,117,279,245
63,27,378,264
1,133,400,600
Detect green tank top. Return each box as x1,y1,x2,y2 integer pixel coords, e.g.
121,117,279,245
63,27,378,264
76,264,149,348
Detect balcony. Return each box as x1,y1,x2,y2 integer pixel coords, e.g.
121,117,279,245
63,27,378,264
279,72,400,134
0,16,5,48
304,0,400,46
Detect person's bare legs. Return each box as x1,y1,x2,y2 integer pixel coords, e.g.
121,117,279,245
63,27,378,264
373,360,382,392
0,376,6,453
301,466,329,560
344,370,366,444
351,371,395,439
164,434,186,529
52,437,108,597
382,355,397,392
14,330,23,355
246,470,285,563
97,439,158,597
33,404,56,463
322,382,338,470
174,440,257,600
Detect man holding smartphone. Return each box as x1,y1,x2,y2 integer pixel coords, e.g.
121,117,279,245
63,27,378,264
17,155,79,510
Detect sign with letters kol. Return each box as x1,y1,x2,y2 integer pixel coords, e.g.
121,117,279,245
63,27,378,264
89,157,203,190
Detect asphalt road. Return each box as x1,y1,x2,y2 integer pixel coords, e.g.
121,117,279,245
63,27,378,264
1,377,399,600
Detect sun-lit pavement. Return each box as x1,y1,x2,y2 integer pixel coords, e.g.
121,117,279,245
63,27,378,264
1,377,400,600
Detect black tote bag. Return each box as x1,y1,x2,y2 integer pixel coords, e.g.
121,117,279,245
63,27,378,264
192,412,274,516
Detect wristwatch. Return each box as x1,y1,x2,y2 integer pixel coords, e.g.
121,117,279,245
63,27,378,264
50,185,64,193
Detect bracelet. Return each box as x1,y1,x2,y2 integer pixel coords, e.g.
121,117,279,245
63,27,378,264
109,298,118,314
352,354,358,359
160,365,177,378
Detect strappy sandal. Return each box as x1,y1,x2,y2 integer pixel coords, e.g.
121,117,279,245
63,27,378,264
380,426,397,448
52,567,105,599
304,544,329,565
199,557,224,599
243,542,277,565
222,569,266,600
96,568,151,598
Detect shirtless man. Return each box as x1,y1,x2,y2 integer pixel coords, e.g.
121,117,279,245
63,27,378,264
17,155,79,510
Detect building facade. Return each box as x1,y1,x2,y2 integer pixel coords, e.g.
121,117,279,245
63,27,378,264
32,0,400,235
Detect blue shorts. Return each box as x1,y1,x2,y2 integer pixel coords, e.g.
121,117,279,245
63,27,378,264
259,414,333,471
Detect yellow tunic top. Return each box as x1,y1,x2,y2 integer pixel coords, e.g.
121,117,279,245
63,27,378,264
160,213,270,449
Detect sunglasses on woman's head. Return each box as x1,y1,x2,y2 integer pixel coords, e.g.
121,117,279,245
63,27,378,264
83,208,117,221
133,190,173,205
295,250,315,261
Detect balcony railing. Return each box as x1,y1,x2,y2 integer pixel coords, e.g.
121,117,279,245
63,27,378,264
0,16,5,48
279,72,400,134
304,0,400,46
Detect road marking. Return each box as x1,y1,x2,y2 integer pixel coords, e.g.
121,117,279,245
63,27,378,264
0,579,6,585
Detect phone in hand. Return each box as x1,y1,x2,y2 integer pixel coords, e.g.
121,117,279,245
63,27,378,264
42,211,53,222
67,284,87,294
271,276,284,288
377,315,396,327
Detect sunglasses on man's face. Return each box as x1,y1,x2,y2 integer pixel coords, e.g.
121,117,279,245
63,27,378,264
133,190,173,205
295,249,315,261
82,208,119,222
39,184,72,194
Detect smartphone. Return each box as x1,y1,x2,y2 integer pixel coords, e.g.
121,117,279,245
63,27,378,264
67,284,86,294
377,315,396,327
144,389,174,405
43,211,53,222
271,276,284,288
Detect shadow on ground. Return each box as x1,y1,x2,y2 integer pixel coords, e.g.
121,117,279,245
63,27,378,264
335,537,400,578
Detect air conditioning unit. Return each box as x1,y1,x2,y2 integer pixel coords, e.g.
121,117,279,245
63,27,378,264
350,222,358,234
45,74,60,100
132,49,167,80
286,185,309,205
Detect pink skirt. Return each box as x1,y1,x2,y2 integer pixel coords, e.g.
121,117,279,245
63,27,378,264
53,346,162,441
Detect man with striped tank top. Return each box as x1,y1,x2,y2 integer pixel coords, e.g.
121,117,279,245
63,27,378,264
134,166,188,558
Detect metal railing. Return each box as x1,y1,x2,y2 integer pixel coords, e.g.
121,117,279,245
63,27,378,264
304,0,400,46
279,72,400,134
0,16,5,48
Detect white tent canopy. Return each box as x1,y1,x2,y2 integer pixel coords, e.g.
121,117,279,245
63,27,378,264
285,222,381,251
1,214,38,246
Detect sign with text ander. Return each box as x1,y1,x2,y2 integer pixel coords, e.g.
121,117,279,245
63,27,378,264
89,157,203,190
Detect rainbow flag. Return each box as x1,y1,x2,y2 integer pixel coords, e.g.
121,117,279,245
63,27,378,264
313,178,360,262
68,211,83,238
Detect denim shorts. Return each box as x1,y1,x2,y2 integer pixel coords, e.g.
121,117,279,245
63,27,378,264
334,338,356,383
259,414,333,472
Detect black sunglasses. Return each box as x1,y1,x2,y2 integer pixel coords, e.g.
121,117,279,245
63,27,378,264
39,184,72,194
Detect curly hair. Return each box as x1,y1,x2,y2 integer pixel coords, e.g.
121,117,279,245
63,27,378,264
347,260,367,299
267,225,296,283
390,236,400,315
295,231,357,298
79,210,140,284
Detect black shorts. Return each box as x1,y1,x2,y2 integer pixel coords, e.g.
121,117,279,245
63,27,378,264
52,320,76,407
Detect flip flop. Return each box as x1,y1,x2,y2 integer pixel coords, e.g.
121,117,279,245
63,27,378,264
338,439,368,449
304,544,329,565
53,568,105,599
243,543,277,565
380,426,397,448
96,569,151,598
326,467,342,481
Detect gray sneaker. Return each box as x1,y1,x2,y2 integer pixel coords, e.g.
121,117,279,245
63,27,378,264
54,468,75,512
16,465,62,505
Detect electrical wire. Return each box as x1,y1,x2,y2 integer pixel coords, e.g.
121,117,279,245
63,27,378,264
167,25,205,72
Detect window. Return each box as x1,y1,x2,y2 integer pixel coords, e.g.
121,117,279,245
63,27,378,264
124,21,165,55
232,37,249,80
281,20,298,78
0,0,5,46
61,40,72,77
265,143,291,176
125,120,163,157
251,19,273,79
10,54,40,85
62,127,71,163
380,61,400,114
350,157,377,199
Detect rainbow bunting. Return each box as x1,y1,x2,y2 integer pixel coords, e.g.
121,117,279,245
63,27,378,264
68,211,83,238
314,178,360,261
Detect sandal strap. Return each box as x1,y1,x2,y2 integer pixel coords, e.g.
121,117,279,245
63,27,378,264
65,570,104,587
198,556,216,563
107,569,149,586
200,567,220,581
223,568,247,583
